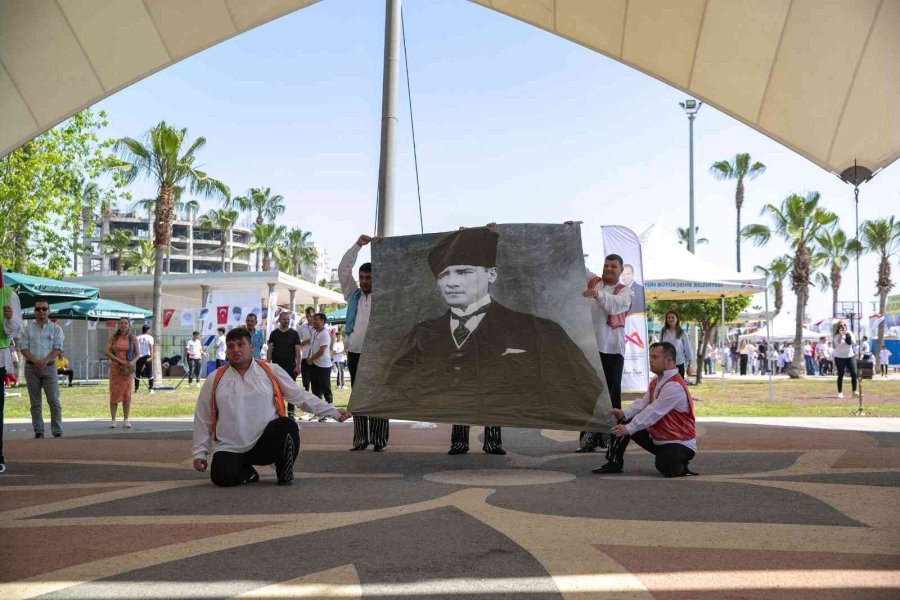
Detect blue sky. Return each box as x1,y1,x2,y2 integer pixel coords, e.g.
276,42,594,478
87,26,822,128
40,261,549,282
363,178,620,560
94,0,899,320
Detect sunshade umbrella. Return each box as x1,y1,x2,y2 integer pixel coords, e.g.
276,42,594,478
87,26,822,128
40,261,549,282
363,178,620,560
1,271,99,309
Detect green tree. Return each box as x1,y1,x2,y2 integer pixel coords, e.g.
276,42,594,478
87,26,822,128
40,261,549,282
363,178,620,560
112,122,229,380
709,153,766,272
197,208,240,272
813,227,863,318
648,296,752,384
126,239,156,275
281,228,318,277
753,255,792,316
743,192,837,378
246,223,287,272
676,226,709,246
100,229,133,276
232,187,286,270
859,217,900,369
0,109,125,276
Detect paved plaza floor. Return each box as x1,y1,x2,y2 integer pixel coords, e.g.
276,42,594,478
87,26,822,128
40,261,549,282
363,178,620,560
1,418,898,599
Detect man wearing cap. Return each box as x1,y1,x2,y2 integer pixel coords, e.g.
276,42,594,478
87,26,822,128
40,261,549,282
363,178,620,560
340,234,389,452
385,227,605,453
1,271,25,473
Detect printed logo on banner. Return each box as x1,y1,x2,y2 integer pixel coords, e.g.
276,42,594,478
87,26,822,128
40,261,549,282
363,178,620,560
217,306,228,324
625,328,645,349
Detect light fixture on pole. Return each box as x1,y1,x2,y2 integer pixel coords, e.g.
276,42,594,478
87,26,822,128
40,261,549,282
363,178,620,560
679,99,703,254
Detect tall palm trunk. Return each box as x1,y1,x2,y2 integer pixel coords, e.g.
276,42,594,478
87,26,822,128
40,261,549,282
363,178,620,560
220,239,226,272
876,256,891,368
788,244,810,378
151,183,173,382
735,178,744,272
831,267,840,318
262,251,271,272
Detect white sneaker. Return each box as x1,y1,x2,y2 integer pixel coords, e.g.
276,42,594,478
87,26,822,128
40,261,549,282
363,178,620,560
853,390,859,397
124,419,132,429
109,420,116,428
149,389,154,394
837,393,844,399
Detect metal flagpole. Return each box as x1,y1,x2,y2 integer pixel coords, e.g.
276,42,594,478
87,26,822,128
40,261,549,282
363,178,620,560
721,296,726,386
375,0,401,237
765,288,773,402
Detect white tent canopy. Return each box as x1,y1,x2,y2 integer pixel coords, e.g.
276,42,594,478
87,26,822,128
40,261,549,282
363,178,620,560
639,224,766,300
739,312,821,342
2,0,900,179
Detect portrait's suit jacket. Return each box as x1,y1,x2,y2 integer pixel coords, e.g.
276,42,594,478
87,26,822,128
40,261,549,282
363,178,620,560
629,282,646,314
383,301,604,429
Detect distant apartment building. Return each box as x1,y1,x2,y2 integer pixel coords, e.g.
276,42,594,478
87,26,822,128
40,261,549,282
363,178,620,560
299,242,329,284
82,209,254,275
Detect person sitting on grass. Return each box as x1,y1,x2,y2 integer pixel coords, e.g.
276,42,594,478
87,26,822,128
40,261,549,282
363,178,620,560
192,327,350,487
593,341,698,478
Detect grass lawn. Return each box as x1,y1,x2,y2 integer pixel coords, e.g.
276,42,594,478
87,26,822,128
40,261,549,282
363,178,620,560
4,375,898,419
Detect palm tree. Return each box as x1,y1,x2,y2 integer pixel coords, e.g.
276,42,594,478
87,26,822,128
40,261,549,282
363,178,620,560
69,177,99,273
709,153,766,272
813,227,863,318
676,226,709,246
197,208,240,272
113,122,229,380
281,228,318,277
743,192,837,378
232,188,286,270
100,229,133,276
753,255,792,317
860,217,900,369
125,239,156,274
244,223,287,271
179,199,200,221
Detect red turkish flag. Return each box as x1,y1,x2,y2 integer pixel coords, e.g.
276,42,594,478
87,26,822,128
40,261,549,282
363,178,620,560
105,320,116,328
163,308,175,327
217,306,228,324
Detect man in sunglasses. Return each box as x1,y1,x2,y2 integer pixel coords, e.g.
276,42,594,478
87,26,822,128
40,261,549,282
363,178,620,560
19,300,65,439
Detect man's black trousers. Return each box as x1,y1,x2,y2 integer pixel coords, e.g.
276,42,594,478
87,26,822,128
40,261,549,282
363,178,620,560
300,359,312,392
579,352,624,450
309,364,333,404
606,428,695,477
347,351,389,448
210,417,299,487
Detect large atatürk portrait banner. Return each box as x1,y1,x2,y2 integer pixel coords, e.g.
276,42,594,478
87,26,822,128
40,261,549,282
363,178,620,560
349,224,615,431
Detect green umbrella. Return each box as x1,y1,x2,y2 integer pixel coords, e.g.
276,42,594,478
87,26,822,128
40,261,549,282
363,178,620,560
325,306,347,324
2,271,99,309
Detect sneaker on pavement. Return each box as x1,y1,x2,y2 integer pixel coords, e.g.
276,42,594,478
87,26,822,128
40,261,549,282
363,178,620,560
124,419,132,429
109,420,116,428
853,390,859,396
0,462,6,474
149,389,154,394
592,462,624,474
837,393,844,399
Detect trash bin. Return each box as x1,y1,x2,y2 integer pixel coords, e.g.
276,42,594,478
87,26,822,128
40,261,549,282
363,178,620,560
859,359,874,380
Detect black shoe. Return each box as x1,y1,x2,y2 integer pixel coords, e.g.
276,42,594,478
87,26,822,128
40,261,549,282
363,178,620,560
575,446,596,453
373,444,385,452
350,443,369,451
0,462,6,474
592,462,623,474
287,411,296,421
243,470,260,484
34,433,44,439
53,433,63,438
448,447,469,455
484,446,507,455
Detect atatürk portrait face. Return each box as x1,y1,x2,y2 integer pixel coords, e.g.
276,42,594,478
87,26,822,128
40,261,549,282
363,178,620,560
436,265,497,309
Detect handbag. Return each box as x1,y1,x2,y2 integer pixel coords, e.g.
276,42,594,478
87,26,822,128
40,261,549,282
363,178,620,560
120,362,134,376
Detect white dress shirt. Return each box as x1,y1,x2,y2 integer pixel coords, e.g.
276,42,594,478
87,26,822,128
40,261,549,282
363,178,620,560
622,368,696,451
192,361,342,459
298,322,315,359
215,335,226,360
587,272,633,355
1,291,24,372
339,243,372,354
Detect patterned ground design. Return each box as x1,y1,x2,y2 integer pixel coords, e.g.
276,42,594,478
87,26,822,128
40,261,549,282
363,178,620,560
1,420,898,599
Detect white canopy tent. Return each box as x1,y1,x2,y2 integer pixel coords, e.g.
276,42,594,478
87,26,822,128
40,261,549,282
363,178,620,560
2,0,900,183
740,312,822,343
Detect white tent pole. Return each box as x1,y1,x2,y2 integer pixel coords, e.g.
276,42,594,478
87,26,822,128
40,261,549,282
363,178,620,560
765,288,773,402
721,296,726,385
83,320,89,382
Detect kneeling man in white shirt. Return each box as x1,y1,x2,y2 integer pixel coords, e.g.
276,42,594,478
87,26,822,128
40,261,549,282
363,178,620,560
192,328,349,487
593,341,698,477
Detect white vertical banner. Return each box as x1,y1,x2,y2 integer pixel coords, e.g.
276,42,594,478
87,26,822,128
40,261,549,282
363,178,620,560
265,290,279,340
602,226,649,392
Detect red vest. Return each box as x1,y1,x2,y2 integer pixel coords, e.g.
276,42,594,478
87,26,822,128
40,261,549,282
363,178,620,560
646,373,696,441
210,360,286,440
588,276,631,328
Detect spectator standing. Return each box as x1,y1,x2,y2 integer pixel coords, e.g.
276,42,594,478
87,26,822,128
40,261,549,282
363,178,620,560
878,345,891,377
1,277,25,472
757,340,769,375
861,336,872,361
245,313,265,359
214,327,227,369
784,343,795,369
267,311,301,420
103,317,138,429
56,353,74,387
297,307,316,393
332,332,346,389
659,310,693,380
833,321,858,399
185,331,206,387
803,341,815,375
738,340,751,375
19,300,65,438
307,313,334,419
135,324,154,393
722,344,732,374
340,234,389,452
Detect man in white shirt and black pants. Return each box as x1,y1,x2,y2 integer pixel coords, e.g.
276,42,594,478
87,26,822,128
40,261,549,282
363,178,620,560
594,341,698,477
134,324,154,393
307,313,334,419
192,327,349,487
297,307,316,393
339,234,389,452
577,254,633,452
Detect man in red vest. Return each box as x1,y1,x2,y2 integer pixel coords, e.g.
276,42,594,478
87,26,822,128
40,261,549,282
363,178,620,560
192,328,350,487
593,341,698,477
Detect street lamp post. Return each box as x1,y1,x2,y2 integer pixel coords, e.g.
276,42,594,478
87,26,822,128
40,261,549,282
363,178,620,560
679,99,702,254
